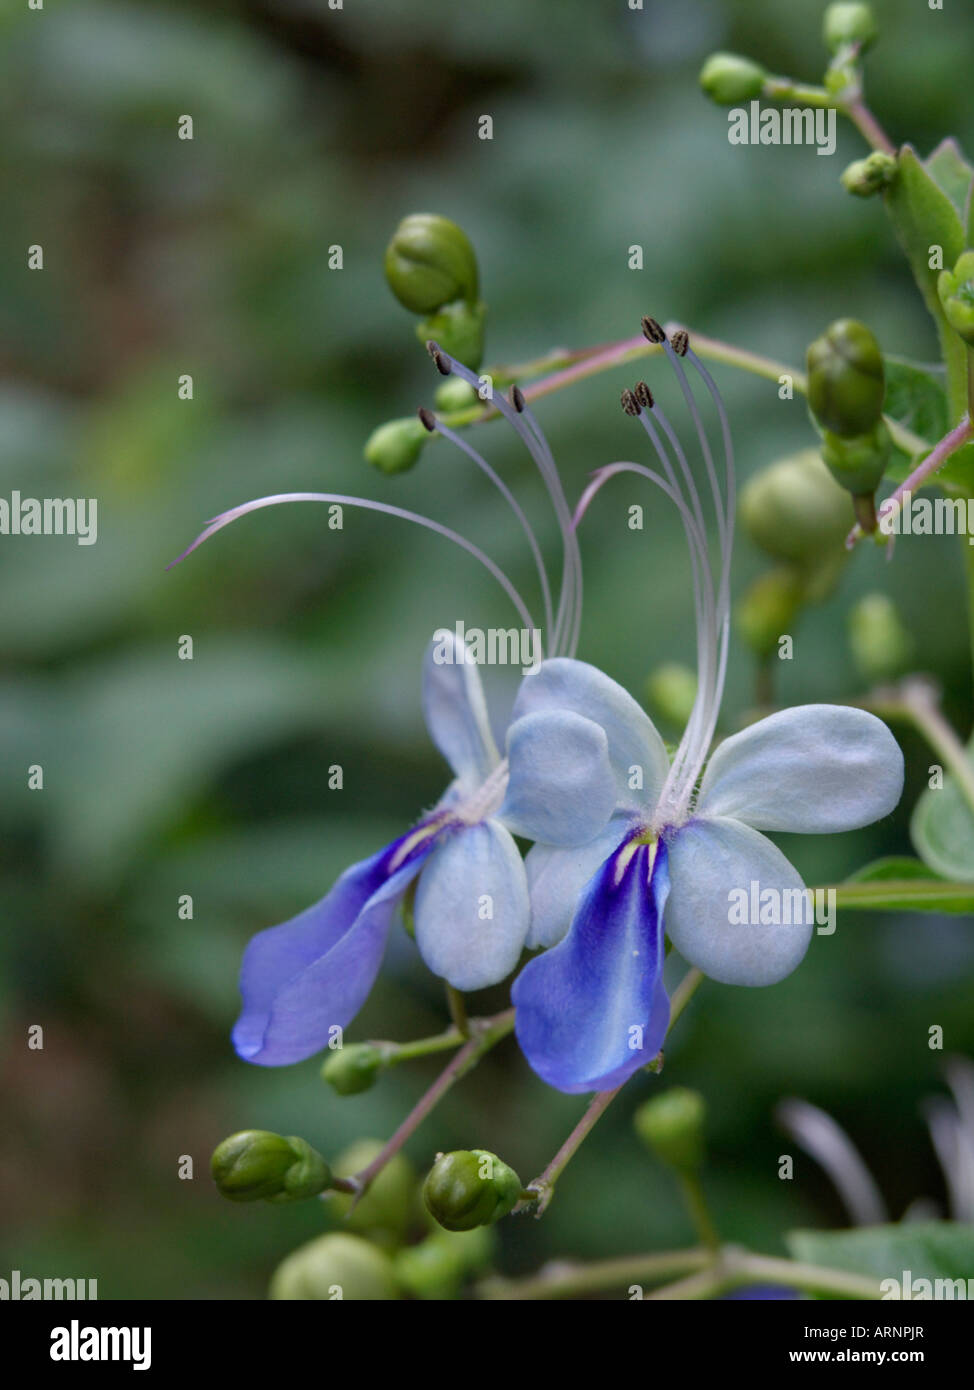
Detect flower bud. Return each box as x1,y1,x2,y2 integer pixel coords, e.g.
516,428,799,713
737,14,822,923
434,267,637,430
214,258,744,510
807,319,886,438
384,213,479,315
434,375,479,413
211,1130,332,1204
416,298,486,371
820,419,890,497
329,1140,416,1245
320,1042,385,1096
634,1088,707,1174
699,53,768,105
840,151,896,198
270,1233,399,1301
393,1226,493,1300
734,568,805,661
645,662,698,728
823,3,878,54
848,593,913,683
364,416,428,475
423,1149,521,1232
937,250,974,346
739,449,852,566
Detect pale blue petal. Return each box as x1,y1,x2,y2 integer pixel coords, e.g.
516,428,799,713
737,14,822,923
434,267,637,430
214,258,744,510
414,819,529,990
696,704,904,833
423,630,499,793
512,658,669,814
665,816,813,986
513,835,671,1094
500,709,617,846
524,814,639,948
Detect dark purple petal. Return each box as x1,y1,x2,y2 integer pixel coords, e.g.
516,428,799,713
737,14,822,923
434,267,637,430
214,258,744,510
512,834,671,1093
232,823,441,1066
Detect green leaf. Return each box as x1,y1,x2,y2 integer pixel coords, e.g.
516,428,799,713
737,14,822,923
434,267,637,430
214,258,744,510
924,138,974,218
882,358,948,450
846,856,943,882
787,1223,974,1288
885,146,967,323
911,753,974,883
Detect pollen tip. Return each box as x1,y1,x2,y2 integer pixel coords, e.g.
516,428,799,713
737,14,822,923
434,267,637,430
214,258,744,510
620,387,640,417
641,315,666,345
671,329,690,357
510,384,526,413
417,406,438,433
633,380,654,410
425,340,451,375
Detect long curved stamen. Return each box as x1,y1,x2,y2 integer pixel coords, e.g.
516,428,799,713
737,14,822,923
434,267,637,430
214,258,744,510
429,414,555,645
430,345,583,659
168,492,538,635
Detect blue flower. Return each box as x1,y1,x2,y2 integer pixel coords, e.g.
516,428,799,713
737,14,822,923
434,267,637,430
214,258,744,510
505,327,904,1094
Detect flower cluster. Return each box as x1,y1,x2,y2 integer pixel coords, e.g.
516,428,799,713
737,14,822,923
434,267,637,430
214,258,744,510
174,321,903,1093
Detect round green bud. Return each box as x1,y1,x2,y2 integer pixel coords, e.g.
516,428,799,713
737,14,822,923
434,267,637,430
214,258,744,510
364,416,428,475
434,375,479,413
320,1042,385,1096
823,3,878,54
645,662,698,728
699,52,768,105
820,418,891,497
416,298,486,371
211,1130,332,1204
739,448,852,566
848,593,913,683
840,151,896,198
807,319,886,438
329,1140,416,1245
734,568,805,661
423,1149,521,1232
270,1233,399,1301
937,250,974,346
393,1226,493,1301
384,213,479,315
634,1088,707,1173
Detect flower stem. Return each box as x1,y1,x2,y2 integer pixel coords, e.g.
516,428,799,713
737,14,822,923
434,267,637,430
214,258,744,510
677,1173,720,1252
866,677,974,822
842,96,896,155
445,984,470,1039
847,414,974,548
346,1008,515,1203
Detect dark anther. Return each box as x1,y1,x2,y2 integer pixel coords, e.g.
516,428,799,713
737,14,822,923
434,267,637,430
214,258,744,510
417,407,438,433
510,384,526,413
641,316,666,345
425,340,451,375
620,387,641,417
671,329,689,357
633,380,654,410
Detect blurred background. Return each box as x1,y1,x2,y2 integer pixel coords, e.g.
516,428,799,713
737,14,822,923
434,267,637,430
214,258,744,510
2,0,973,1298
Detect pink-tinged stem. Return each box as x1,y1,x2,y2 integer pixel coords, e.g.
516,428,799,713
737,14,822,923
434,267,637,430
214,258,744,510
847,414,974,549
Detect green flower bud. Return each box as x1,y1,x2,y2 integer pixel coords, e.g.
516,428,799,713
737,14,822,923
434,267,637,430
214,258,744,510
384,213,479,315
329,1141,416,1245
423,1150,521,1232
739,449,852,566
734,568,805,662
270,1233,399,1301
393,1227,493,1301
434,375,479,413
364,416,428,475
416,298,486,371
823,3,878,54
699,52,768,105
320,1042,385,1096
211,1130,332,1204
645,662,698,728
848,592,914,683
937,250,974,346
820,419,890,497
807,319,886,438
634,1088,707,1173
840,151,896,197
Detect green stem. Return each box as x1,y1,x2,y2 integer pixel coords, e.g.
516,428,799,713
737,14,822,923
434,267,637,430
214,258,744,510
677,1172,720,1252
382,1027,467,1067
347,1009,515,1202
445,984,470,1039
866,677,974,822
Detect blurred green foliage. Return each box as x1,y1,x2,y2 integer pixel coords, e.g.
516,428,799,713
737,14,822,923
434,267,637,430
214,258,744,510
2,0,973,1298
